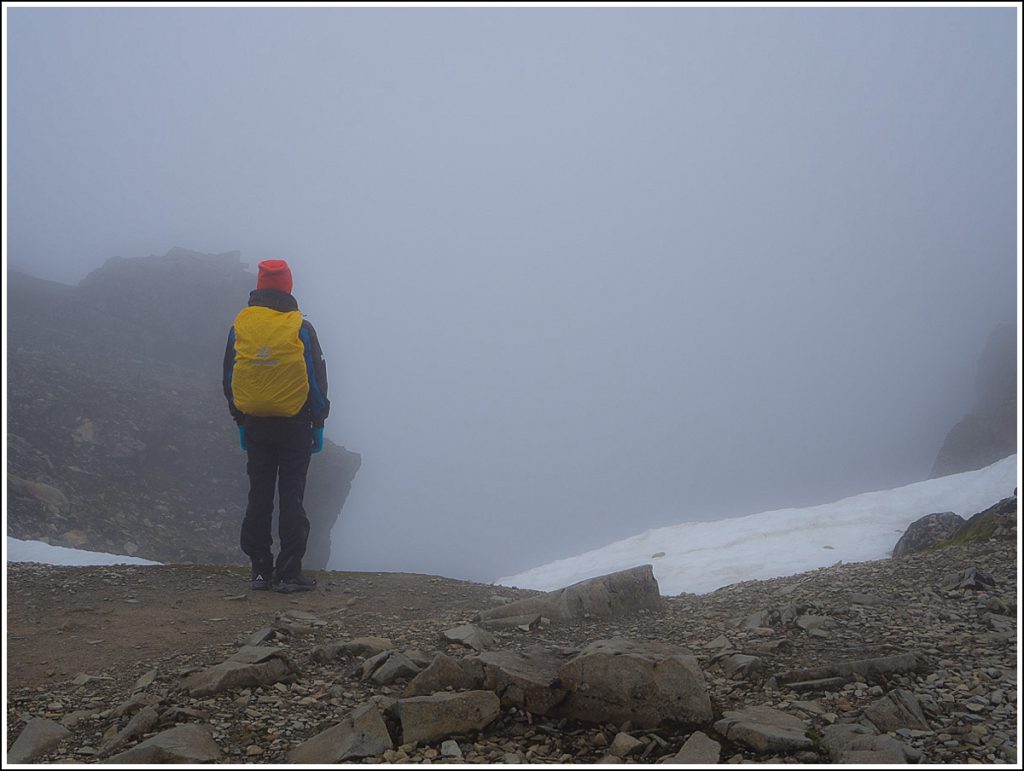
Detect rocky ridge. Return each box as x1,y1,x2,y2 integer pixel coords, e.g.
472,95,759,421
6,249,360,568
6,507,1017,765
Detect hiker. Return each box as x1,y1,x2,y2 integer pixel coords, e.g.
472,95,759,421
222,259,330,592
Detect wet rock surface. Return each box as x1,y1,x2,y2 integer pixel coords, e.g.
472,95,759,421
6,526,1018,764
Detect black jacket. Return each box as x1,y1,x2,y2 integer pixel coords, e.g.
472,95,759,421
223,288,331,427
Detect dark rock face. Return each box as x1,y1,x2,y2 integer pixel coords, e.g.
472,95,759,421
930,323,1016,478
7,249,360,568
891,512,967,558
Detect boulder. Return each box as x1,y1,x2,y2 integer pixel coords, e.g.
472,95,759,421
821,723,914,764
102,724,222,764
720,654,764,680
403,653,481,697
287,702,394,763
179,646,296,697
397,691,500,745
942,566,997,591
7,718,71,763
861,689,930,733
461,647,569,715
311,636,394,663
555,638,713,728
478,565,664,624
892,512,967,558
713,706,812,753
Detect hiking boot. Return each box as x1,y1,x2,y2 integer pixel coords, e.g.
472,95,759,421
250,572,272,591
273,574,317,593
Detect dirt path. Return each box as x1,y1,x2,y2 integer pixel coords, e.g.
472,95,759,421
5,562,534,692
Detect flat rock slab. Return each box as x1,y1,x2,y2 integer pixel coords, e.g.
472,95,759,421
479,565,664,623
397,690,501,745
714,706,812,753
821,723,914,763
8,718,72,763
776,652,924,687
555,638,713,729
287,702,394,763
442,624,494,651
179,645,296,697
311,637,394,662
102,724,223,764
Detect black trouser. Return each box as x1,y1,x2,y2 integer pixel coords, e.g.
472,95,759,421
240,416,313,580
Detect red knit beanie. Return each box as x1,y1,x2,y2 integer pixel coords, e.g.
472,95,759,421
256,259,293,293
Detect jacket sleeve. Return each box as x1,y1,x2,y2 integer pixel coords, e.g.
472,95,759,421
300,320,331,427
223,328,244,425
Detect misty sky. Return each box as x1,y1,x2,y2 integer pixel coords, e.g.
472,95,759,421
5,5,1020,582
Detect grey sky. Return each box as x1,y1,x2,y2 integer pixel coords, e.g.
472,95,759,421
5,6,1019,582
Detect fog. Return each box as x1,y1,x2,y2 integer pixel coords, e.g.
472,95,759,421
5,6,1019,582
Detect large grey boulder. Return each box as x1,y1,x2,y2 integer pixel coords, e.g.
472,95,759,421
555,639,713,728
397,691,501,745
461,647,570,715
102,724,223,764
480,565,664,623
403,653,479,697
287,702,394,763
7,718,71,763
713,706,812,753
179,646,296,697
892,512,966,558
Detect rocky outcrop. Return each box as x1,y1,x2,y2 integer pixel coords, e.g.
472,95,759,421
7,251,360,568
935,494,1018,549
476,564,664,624
930,322,1016,478
6,538,1018,765
892,512,967,557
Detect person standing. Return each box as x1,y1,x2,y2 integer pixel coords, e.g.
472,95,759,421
223,259,330,592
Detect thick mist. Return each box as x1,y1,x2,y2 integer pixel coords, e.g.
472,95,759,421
5,7,1019,582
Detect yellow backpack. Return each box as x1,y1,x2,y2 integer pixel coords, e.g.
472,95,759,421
231,306,310,417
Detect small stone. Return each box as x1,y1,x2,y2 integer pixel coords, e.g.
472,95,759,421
441,740,463,758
